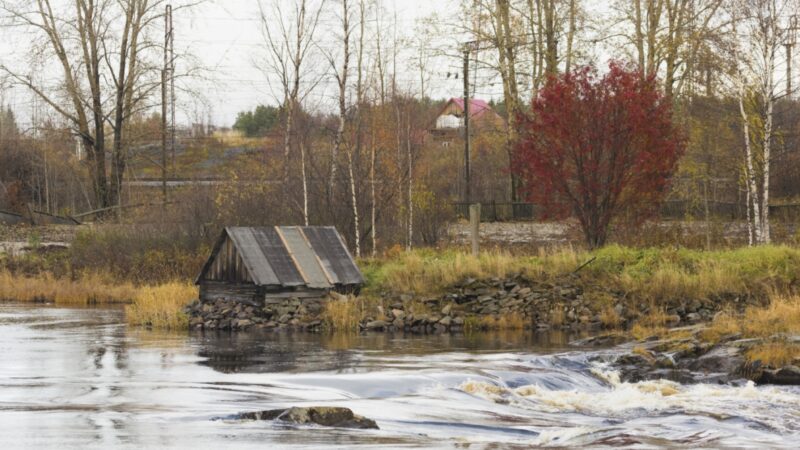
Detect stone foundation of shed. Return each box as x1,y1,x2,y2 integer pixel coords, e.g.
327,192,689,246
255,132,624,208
186,296,327,331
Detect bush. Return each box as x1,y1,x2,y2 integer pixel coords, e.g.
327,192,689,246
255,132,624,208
69,226,209,283
125,282,196,329
0,270,136,304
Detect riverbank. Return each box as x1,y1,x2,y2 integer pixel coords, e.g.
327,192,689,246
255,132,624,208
0,270,195,329
4,244,800,335
185,245,799,334
603,294,800,385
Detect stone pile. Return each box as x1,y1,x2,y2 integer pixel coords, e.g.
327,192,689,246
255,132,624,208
185,297,325,331
365,275,606,333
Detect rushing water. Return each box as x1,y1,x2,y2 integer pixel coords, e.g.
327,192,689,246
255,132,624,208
1,303,799,449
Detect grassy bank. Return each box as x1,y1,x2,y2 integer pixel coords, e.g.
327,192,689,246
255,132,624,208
363,245,800,302
4,245,800,332
0,269,196,330
0,270,137,304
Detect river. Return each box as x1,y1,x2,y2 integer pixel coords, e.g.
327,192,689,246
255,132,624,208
1,303,799,449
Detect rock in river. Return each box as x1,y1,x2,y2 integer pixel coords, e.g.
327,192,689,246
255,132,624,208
223,407,379,430
755,365,800,385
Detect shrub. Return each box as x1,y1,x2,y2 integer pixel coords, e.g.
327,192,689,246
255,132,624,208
125,282,196,329
0,270,136,304
69,226,208,283
321,295,375,332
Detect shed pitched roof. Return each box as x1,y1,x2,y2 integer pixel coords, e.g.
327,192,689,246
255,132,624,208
450,98,492,117
196,226,364,288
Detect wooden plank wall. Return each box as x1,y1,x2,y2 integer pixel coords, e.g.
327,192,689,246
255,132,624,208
203,236,253,283
200,282,259,303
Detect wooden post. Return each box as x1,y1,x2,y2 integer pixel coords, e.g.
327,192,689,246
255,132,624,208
463,46,471,204
469,203,481,256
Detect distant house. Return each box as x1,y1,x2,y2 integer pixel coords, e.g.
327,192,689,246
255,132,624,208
195,226,364,304
432,98,505,136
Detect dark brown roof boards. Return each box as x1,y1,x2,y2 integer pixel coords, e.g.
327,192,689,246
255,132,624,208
196,226,364,289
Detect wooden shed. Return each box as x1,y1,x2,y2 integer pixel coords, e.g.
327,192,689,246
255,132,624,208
195,226,364,303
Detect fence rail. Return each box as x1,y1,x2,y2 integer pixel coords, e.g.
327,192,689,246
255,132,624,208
452,202,537,222
453,200,800,223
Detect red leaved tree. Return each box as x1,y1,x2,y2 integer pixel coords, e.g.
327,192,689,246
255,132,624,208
514,62,685,248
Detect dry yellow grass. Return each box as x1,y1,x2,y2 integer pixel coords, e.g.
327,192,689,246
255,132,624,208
632,345,656,363
628,306,674,340
620,263,745,304
485,314,525,330
599,305,622,328
321,295,375,332
698,295,800,367
381,251,519,294
550,305,565,326
125,282,196,329
0,270,136,304
703,295,800,341
363,245,800,305
746,342,800,368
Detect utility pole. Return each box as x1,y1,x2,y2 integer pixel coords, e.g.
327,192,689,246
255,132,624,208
161,71,167,204
787,15,798,97
161,4,174,205
462,42,475,204
166,4,177,177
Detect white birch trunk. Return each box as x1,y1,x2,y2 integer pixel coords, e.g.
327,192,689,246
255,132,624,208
760,30,775,244
745,180,754,246
300,139,309,226
762,90,773,244
347,148,361,257
739,92,762,245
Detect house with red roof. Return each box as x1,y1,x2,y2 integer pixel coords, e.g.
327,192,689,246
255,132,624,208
432,98,505,135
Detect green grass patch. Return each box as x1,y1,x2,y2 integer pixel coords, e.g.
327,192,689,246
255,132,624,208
360,245,800,302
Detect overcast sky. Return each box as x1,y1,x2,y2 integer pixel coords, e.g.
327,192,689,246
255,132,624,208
0,0,625,128
0,0,467,128
187,1,465,124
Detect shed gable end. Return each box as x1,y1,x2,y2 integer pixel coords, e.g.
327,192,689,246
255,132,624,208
201,235,253,284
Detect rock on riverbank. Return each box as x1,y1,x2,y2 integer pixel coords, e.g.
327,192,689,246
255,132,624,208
598,328,800,386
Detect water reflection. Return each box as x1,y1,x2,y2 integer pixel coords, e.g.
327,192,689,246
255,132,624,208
192,329,590,374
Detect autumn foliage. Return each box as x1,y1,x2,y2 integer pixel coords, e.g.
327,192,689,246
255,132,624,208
514,63,686,248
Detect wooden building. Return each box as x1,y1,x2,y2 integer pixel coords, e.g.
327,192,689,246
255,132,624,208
195,226,364,304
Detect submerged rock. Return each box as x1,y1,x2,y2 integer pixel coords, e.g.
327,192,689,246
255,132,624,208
224,406,379,430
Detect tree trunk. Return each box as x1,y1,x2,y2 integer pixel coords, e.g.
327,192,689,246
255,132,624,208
300,138,309,226
330,0,350,199
406,114,413,251
370,124,377,257
347,148,360,257
565,0,576,73
739,93,761,245
762,84,773,244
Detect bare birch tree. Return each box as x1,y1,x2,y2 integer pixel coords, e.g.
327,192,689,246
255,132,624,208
614,0,724,97
728,0,799,244
258,0,324,226
327,0,352,203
